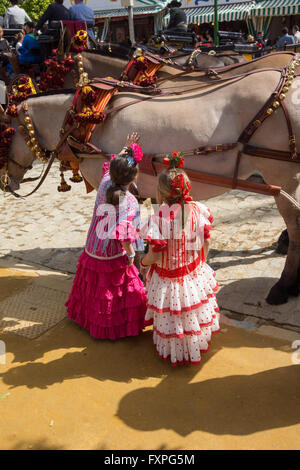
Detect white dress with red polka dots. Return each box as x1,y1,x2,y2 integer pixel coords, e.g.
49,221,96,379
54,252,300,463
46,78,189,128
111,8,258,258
144,202,220,366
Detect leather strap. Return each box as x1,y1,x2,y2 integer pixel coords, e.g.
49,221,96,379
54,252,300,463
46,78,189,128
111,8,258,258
151,160,281,197
238,69,287,144
7,150,57,198
280,100,297,160
208,51,296,74
243,144,300,162
232,151,242,189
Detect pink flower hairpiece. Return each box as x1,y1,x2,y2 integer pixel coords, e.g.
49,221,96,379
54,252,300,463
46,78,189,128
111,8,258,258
130,143,143,164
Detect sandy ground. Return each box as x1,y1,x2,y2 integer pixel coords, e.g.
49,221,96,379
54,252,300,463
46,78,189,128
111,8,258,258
0,268,300,450
1,164,300,450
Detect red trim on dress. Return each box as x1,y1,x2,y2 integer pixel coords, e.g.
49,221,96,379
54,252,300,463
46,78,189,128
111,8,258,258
154,325,207,338
153,256,201,279
154,328,221,366
146,290,219,315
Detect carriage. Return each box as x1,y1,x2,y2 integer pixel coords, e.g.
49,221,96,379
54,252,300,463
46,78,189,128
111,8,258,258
150,30,260,61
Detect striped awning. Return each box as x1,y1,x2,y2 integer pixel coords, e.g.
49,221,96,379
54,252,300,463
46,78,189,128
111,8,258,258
94,0,168,19
251,0,300,17
164,2,254,26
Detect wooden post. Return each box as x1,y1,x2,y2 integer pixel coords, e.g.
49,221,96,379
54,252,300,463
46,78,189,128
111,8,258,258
214,0,219,46
121,0,136,46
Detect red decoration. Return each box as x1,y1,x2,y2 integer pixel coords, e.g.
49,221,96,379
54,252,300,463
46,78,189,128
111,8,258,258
163,151,185,169
170,174,192,203
6,76,36,117
0,122,16,170
71,30,89,52
39,52,75,92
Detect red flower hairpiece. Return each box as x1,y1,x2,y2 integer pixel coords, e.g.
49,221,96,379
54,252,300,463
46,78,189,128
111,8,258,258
170,174,192,204
163,151,184,169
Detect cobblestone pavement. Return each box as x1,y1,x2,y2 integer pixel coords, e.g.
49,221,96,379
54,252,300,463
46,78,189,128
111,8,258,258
1,161,300,332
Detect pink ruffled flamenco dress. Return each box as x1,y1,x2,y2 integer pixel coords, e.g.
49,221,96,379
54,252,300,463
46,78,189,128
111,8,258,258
65,164,147,340
143,201,220,366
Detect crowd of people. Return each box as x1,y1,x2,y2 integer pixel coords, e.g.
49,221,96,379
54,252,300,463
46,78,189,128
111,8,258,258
0,0,95,80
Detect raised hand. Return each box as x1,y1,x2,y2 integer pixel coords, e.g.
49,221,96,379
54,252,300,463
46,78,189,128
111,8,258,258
125,132,140,147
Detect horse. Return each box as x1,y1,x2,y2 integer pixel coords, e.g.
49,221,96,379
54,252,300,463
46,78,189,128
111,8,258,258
1,67,300,306
62,47,226,88
63,49,298,94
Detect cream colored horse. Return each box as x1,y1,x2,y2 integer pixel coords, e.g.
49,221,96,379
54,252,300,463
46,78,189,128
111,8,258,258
64,50,297,91
2,69,300,306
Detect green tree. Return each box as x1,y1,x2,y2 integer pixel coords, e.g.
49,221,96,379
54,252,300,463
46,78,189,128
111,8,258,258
0,1,10,17
0,0,53,23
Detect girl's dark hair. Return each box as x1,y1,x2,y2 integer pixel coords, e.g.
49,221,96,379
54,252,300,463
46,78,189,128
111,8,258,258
25,21,35,29
106,154,138,206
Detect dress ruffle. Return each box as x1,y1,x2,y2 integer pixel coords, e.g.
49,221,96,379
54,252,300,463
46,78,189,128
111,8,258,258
66,251,147,340
145,262,220,366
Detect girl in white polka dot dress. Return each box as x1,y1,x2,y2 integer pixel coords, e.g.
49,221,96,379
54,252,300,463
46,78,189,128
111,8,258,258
140,152,220,366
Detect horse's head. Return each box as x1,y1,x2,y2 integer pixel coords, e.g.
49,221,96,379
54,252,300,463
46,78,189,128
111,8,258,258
0,119,35,194
1,92,74,195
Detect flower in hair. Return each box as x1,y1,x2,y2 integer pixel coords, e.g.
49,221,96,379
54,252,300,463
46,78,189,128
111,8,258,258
130,143,143,164
170,174,192,203
163,151,184,169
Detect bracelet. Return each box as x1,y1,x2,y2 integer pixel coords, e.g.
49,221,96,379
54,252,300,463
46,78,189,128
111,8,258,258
127,252,135,259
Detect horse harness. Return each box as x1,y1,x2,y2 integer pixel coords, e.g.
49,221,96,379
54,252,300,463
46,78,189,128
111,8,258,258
4,54,300,199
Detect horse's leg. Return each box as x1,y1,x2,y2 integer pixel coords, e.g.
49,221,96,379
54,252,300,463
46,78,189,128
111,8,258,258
266,193,300,305
276,229,289,255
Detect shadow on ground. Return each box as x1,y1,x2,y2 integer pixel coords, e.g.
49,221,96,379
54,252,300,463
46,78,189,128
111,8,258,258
1,243,282,276
116,364,300,436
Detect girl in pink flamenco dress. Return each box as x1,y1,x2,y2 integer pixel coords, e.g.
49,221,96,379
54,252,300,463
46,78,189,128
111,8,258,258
140,152,220,366
66,133,147,340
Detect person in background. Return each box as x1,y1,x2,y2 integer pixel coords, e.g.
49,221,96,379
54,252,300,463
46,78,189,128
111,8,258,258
4,0,31,28
0,26,14,80
165,0,187,34
0,16,4,28
35,0,70,33
256,31,266,48
277,27,295,47
15,31,24,55
0,26,10,67
293,25,300,44
205,30,213,43
69,0,95,40
18,21,41,65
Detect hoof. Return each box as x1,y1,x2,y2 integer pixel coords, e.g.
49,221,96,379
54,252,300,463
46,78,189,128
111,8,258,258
288,284,300,297
266,283,289,305
276,229,289,255
287,269,300,297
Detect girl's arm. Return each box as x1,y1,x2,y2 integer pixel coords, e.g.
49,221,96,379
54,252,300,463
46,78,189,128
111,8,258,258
121,241,135,266
118,132,140,157
140,245,162,267
203,239,210,260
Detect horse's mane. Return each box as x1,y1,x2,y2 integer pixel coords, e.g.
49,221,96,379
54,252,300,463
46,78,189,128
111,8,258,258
86,42,133,61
